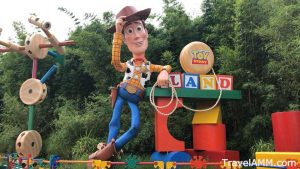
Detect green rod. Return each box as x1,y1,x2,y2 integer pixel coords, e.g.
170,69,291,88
28,105,35,130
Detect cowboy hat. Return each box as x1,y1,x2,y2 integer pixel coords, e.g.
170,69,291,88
107,6,151,33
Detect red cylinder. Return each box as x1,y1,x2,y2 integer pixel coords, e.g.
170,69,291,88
193,124,226,151
272,111,300,152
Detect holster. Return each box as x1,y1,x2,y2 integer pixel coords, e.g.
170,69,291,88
109,86,118,108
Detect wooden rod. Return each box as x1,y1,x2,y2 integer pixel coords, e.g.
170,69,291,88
0,40,10,47
0,40,75,53
56,160,92,163
42,28,52,38
39,40,75,48
0,48,12,52
137,162,156,165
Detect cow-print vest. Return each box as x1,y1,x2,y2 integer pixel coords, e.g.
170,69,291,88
123,59,151,88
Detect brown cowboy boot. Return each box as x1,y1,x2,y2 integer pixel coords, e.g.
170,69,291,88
88,139,116,160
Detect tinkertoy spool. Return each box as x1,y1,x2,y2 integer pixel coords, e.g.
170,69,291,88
19,78,47,105
25,33,48,59
180,41,214,74
15,130,42,158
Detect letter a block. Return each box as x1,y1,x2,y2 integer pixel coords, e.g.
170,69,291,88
183,73,199,89
200,75,216,90
217,75,233,90
169,72,182,88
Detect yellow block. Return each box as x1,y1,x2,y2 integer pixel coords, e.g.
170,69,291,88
192,102,222,124
256,152,300,169
200,75,217,90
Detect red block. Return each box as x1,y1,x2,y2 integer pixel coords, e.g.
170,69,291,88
169,72,183,88
155,97,185,152
217,75,233,90
193,124,226,151
186,149,240,162
272,111,300,152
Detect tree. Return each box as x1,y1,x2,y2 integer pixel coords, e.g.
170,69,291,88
256,0,300,111
159,0,196,72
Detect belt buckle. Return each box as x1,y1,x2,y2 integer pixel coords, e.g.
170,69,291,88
125,84,137,94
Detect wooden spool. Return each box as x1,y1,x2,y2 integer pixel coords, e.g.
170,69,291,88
19,78,47,105
15,130,42,158
179,41,214,74
25,33,48,59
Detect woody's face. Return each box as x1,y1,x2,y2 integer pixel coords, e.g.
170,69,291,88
123,20,148,58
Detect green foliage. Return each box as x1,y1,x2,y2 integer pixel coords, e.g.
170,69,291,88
242,114,272,145
12,22,27,44
68,21,118,91
71,136,99,159
45,94,111,158
250,139,274,159
0,0,299,162
0,94,27,152
160,0,196,69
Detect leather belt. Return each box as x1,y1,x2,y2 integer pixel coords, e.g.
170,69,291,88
119,82,144,98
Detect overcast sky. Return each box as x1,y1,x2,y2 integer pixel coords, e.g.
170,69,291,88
0,0,203,42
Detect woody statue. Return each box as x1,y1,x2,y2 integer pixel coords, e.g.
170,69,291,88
89,6,171,160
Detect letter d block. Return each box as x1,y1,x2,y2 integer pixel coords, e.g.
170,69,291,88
200,75,216,90
169,72,182,88
183,73,199,89
217,75,233,90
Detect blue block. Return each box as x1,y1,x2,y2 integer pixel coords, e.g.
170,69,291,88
151,151,191,168
48,50,65,65
183,73,200,89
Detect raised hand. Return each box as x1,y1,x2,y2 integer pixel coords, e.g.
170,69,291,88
115,16,127,33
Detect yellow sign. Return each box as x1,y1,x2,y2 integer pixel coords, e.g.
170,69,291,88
180,42,214,74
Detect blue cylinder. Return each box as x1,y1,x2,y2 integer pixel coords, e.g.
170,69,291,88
40,65,57,84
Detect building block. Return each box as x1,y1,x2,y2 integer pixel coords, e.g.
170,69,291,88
169,72,183,88
200,75,217,90
193,124,226,151
256,152,300,169
183,73,199,89
192,102,222,124
186,149,239,163
155,97,185,152
217,75,233,90
272,111,300,152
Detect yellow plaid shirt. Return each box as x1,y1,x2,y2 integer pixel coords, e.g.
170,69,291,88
111,32,171,90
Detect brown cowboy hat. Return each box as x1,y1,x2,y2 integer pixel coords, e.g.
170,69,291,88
107,6,151,33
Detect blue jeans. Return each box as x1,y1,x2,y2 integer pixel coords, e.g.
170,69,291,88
107,87,141,150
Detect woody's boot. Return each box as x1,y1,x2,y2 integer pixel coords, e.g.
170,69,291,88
88,139,116,160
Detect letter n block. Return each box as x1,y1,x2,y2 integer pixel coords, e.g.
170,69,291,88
200,75,216,90
169,72,182,88
217,75,233,90
183,73,199,89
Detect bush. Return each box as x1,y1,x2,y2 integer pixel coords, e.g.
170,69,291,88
250,139,274,159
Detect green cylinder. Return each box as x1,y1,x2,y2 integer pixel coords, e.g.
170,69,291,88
28,105,35,130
